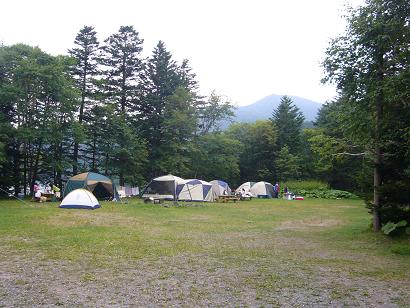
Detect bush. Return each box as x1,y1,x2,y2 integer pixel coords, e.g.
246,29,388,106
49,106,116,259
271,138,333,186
283,180,357,199
295,189,358,199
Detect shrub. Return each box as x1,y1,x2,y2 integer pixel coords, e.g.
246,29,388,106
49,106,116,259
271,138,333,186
295,189,358,199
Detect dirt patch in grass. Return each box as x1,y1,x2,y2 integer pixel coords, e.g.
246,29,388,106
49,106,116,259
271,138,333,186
276,218,341,230
0,252,408,307
40,211,140,227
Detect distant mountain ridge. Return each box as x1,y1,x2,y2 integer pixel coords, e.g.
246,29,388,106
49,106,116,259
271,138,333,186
234,94,322,123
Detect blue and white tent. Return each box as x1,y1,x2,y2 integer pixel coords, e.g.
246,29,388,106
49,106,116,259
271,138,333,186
176,179,214,202
210,180,232,198
59,189,101,210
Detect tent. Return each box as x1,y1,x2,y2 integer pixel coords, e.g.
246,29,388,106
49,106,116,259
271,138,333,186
142,174,185,200
235,182,257,196
59,189,101,209
210,180,232,198
176,179,214,202
250,181,275,198
63,172,119,201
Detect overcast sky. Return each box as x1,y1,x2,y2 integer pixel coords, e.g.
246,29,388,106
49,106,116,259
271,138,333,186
1,0,363,106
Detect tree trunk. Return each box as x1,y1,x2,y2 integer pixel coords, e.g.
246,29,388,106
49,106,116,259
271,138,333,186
373,54,384,232
12,142,20,197
73,61,88,175
73,142,79,175
30,140,42,196
23,142,27,196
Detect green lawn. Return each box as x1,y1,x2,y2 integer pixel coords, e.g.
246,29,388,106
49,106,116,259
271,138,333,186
0,198,409,306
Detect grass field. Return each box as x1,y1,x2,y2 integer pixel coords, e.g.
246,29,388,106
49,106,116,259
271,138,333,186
0,198,409,306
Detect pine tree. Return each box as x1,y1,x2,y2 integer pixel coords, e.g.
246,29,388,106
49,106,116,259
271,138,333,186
68,26,100,175
99,25,144,115
138,41,183,176
270,96,305,155
98,26,145,185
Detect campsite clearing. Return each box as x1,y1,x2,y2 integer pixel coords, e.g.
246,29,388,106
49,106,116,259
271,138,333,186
0,198,409,306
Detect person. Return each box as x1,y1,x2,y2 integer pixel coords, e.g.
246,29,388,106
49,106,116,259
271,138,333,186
274,182,279,198
52,184,61,199
33,182,39,194
34,190,41,202
283,186,288,199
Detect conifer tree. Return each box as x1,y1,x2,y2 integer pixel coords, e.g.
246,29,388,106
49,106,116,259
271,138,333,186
138,41,183,176
99,25,144,115
68,26,100,174
98,26,145,185
270,96,305,155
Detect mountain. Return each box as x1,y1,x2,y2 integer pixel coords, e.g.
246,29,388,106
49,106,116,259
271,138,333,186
234,94,322,123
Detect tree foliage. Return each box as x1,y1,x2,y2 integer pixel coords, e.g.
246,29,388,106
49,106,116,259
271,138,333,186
322,0,410,229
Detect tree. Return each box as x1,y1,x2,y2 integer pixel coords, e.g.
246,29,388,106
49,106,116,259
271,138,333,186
197,91,235,135
0,44,78,195
154,87,198,176
270,96,305,155
192,133,243,186
138,41,190,177
275,145,300,182
68,26,100,175
99,25,144,115
322,0,410,230
99,26,145,185
227,121,277,182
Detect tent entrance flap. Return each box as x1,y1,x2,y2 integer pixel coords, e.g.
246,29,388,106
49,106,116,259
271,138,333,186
88,182,112,199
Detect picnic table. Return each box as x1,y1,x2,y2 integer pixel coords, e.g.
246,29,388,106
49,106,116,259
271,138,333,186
217,195,240,203
41,192,55,202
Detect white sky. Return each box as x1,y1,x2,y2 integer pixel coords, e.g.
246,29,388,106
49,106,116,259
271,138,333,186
1,0,363,106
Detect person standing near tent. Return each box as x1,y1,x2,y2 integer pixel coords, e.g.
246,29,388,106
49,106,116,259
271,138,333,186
52,184,61,200
274,182,280,198
33,182,39,195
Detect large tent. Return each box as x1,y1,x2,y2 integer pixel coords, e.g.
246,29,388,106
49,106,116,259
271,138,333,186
63,172,119,201
210,180,232,199
59,189,101,210
142,174,185,200
176,179,214,202
250,181,275,198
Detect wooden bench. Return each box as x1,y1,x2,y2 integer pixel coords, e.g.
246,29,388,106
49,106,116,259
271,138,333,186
217,195,240,203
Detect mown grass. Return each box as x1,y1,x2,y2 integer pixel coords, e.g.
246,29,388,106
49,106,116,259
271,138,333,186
0,197,409,305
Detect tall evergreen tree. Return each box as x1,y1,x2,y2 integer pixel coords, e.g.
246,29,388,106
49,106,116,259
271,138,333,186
270,96,305,155
68,26,100,175
99,25,144,115
138,41,184,177
99,26,145,185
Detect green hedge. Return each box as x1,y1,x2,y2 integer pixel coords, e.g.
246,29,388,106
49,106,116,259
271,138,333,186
283,180,357,199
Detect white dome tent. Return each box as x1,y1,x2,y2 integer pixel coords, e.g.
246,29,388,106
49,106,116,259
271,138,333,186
59,189,101,209
235,182,256,196
176,179,214,202
250,181,275,198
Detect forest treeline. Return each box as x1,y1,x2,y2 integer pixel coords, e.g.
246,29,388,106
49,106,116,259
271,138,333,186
0,0,409,229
